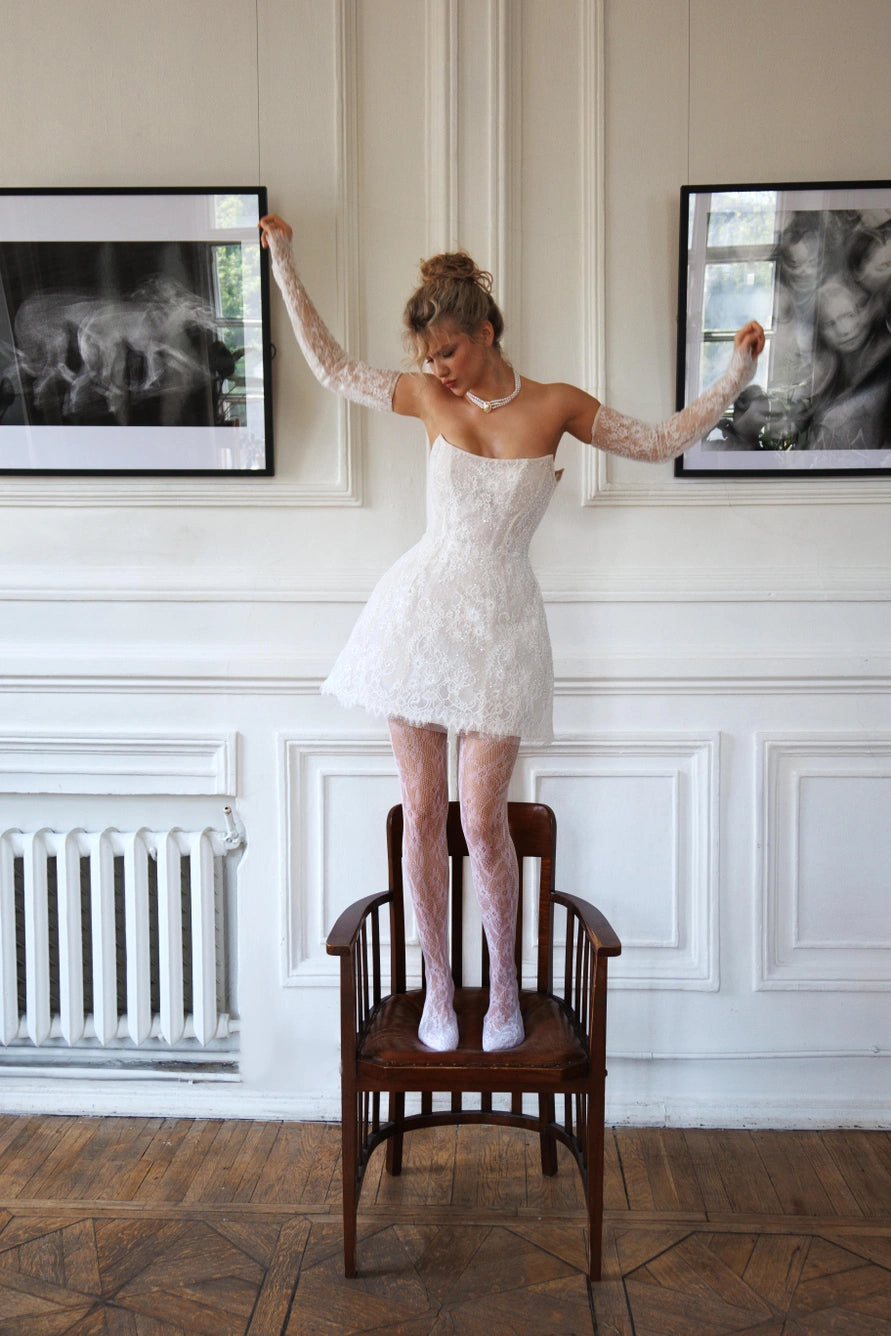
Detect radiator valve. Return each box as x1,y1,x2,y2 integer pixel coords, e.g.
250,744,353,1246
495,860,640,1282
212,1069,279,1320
223,805,246,850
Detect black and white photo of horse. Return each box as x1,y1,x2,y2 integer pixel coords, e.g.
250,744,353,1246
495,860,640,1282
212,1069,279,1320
0,241,243,431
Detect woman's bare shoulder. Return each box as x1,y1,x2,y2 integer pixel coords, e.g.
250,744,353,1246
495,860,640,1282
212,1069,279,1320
521,377,601,440
393,368,450,418
522,375,594,402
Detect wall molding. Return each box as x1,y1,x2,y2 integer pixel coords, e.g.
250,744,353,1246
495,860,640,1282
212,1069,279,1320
5,558,891,602
0,731,236,796
489,0,522,349
279,730,720,992
580,0,607,502
579,0,890,512
2,471,887,513
0,479,367,510
538,562,891,602
423,0,521,315
3,650,891,698
330,0,365,507
279,735,400,987
0,1069,884,1127
757,732,891,991
425,0,459,254
589,462,891,508
610,1046,891,1062
517,733,720,989
0,0,364,511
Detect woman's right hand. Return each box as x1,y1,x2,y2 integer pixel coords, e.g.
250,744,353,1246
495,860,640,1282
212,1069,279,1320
733,319,766,359
258,213,293,249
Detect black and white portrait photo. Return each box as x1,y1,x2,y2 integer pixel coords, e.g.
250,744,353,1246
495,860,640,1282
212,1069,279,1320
676,182,891,476
0,189,273,475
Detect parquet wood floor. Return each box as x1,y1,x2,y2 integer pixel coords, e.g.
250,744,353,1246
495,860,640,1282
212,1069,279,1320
0,1116,889,1334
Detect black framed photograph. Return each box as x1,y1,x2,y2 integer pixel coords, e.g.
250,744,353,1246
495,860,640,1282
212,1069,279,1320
0,187,273,475
675,180,891,477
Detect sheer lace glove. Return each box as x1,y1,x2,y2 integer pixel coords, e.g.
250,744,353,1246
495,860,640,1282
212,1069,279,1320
266,230,400,412
591,344,757,461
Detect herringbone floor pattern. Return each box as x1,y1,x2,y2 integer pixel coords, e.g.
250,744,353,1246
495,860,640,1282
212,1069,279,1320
0,1116,888,1333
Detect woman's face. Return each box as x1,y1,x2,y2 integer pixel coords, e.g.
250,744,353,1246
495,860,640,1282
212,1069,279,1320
423,321,491,395
856,233,891,293
819,287,870,353
782,233,820,290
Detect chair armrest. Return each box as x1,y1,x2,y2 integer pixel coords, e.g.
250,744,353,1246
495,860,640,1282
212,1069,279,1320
552,891,622,957
326,890,394,956
550,891,621,1056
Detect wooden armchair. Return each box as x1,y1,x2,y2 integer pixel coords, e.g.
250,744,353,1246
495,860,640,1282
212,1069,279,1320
325,800,621,1280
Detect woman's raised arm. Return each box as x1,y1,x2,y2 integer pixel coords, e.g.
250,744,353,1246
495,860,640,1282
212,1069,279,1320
591,320,765,462
260,214,401,412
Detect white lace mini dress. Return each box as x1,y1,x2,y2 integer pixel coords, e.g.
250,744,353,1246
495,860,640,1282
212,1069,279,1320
322,434,557,743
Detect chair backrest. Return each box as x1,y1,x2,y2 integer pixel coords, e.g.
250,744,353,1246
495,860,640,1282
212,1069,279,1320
386,800,557,995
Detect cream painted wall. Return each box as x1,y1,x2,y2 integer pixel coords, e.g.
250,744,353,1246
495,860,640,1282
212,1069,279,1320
0,0,889,1125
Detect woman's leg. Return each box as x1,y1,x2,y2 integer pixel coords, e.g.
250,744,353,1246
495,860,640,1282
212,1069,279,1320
388,718,458,1051
458,732,523,1052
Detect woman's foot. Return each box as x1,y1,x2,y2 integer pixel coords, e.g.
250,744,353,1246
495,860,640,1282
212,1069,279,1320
482,996,524,1052
418,995,459,1051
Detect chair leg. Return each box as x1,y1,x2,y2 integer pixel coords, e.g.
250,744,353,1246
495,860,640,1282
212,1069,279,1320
538,1094,558,1176
386,1092,405,1176
341,1088,359,1277
584,1091,606,1282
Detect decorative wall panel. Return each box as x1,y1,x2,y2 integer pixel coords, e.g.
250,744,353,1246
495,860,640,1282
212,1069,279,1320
0,733,236,796
758,734,891,989
516,735,720,988
280,736,400,985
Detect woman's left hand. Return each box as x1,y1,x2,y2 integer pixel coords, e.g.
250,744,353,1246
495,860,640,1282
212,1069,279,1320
734,320,766,359
258,213,293,249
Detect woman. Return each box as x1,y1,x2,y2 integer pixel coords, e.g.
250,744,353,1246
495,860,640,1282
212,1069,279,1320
260,213,764,1053
806,277,891,451
849,221,891,308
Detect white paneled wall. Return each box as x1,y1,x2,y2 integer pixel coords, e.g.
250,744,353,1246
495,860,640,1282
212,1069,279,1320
517,736,720,989
758,735,891,990
280,735,400,987
0,0,889,1124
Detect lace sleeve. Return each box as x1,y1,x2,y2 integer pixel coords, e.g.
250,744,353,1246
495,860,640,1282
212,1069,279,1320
591,345,757,461
266,230,400,412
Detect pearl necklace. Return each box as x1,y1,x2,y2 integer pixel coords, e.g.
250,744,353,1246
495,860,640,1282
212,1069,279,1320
465,368,521,413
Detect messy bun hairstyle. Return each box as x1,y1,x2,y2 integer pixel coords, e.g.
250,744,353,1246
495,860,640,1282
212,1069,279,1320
403,251,505,366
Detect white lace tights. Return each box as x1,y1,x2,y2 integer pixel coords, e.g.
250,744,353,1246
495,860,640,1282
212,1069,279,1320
388,720,523,1052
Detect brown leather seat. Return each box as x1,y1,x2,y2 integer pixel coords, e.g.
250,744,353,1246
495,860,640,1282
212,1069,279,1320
326,800,621,1280
359,987,589,1078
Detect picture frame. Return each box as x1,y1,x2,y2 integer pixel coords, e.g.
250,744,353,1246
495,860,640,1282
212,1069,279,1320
0,187,273,476
675,180,891,477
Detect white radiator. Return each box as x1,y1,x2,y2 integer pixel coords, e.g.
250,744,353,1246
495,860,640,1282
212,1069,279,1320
0,821,241,1065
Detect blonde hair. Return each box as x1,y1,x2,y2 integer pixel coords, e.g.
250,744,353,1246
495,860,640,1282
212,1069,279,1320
403,252,505,366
